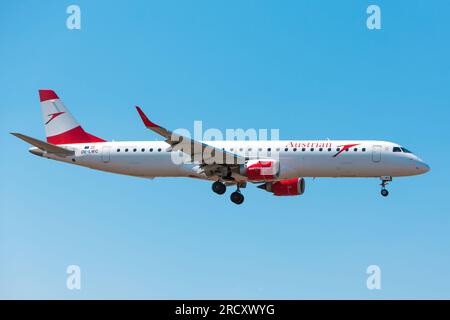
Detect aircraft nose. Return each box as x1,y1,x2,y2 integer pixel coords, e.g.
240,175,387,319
415,160,430,174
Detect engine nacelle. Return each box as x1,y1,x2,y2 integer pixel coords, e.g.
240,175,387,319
240,159,280,181
258,178,305,196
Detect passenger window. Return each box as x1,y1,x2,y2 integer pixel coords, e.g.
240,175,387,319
336,148,341,151
125,148,129,152
149,148,153,152
276,148,280,152
284,148,288,152
354,148,357,151
133,148,137,152
293,148,297,152
327,148,331,151
141,148,145,152
310,148,314,151
158,148,161,152
319,148,323,152
117,148,120,152
302,148,306,152
267,148,271,152
362,148,366,152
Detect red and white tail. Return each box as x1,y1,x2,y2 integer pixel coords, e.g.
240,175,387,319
39,90,105,145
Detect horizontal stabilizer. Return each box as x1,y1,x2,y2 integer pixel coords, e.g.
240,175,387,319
11,132,75,157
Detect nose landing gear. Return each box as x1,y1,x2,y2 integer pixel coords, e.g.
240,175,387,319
380,176,392,197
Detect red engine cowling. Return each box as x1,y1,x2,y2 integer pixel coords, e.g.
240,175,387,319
241,160,280,181
258,178,305,196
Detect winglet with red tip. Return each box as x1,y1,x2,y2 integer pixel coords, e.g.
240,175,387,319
136,106,159,128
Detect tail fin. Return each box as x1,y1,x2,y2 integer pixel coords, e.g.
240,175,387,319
39,90,106,145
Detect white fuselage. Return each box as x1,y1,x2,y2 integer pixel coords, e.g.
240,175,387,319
32,140,430,181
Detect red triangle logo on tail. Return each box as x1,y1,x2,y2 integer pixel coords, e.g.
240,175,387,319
45,112,66,125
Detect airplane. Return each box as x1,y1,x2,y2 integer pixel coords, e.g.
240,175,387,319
12,90,430,205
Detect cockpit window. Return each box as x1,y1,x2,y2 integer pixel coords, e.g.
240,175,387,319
401,147,412,153
393,147,402,152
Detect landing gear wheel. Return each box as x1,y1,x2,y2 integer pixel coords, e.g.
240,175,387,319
212,181,226,195
230,191,244,205
379,176,392,197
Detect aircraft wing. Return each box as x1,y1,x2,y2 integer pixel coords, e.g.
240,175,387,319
135,106,245,166
11,132,75,157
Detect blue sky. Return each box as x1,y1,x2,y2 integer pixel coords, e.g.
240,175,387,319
1,0,450,299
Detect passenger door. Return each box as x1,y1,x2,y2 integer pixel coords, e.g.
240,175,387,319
372,145,382,162
102,146,111,163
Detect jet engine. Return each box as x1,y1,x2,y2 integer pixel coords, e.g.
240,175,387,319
258,178,305,196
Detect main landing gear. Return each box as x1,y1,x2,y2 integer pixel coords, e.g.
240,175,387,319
212,181,226,195
380,176,392,197
211,181,245,205
230,189,244,205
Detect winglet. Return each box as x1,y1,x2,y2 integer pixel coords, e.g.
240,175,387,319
136,106,159,128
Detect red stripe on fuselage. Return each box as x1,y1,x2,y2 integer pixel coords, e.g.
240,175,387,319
332,143,360,157
47,126,106,145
